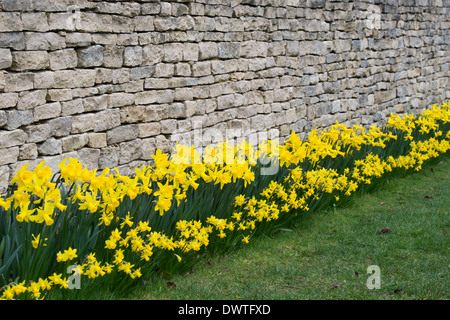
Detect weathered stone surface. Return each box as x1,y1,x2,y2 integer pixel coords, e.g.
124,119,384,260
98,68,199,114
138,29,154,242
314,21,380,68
77,45,105,68
62,134,88,152
34,102,61,121
5,109,34,130
24,32,65,51
17,90,47,110
87,132,107,148
124,46,143,67
0,129,27,148
0,49,12,69
37,137,62,156
49,49,78,70
106,124,139,144
10,51,49,71
0,147,19,166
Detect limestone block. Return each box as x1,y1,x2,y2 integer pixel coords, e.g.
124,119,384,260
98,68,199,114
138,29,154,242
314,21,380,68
130,66,155,80
138,122,161,138
49,49,78,70
0,165,8,195
83,96,109,112
61,99,84,116
71,113,97,134
76,148,100,171
34,102,62,121
192,61,211,77
0,49,12,69
17,90,47,110
98,146,120,169
0,32,25,51
140,138,156,160
142,45,164,66
5,109,34,130
134,16,155,32
0,12,23,32
47,117,73,137
78,13,113,33
33,71,54,89
18,143,38,161
77,45,105,68
0,129,27,148
106,124,139,144
46,89,73,102
135,90,174,105
103,45,124,68
38,137,62,156
218,42,241,59
66,33,92,47
21,12,49,32
10,51,49,71
23,123,52,143
0,147,19,166
24,32,65,51
0,93,19,109
53,70,96,88
62,134,89,152
119,139,142,164
94,109,121,132
0,111,6,127
124,46,143,67
87,132,107,148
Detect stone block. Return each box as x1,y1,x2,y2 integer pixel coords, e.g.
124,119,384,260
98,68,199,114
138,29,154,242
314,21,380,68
62,134,89,152
77,45,105,68
23,123,52,143
123,46,143,67
24,32,65,51
49,49,78,70
94,109,121,132
0,12,23,32
0,147,19,166
34,102,62,121
87,132,107,148
76,148,100,171
138,122,161,138
0,93,19,109
10,51,49,71
0,129,27,148
0,49,12,69
106,124,139,144
18,143,38,161
103,45,124,68
17,90,47,110
218,42,241,59
5,109,34,130
37,137,62,156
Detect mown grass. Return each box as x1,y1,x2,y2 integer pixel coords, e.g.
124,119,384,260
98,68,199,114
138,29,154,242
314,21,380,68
128,157,449,300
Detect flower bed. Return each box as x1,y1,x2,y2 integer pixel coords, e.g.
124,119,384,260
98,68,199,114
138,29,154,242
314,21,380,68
1,101,449,300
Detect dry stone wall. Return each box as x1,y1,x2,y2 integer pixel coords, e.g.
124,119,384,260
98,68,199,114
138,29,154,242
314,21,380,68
0,0,449,192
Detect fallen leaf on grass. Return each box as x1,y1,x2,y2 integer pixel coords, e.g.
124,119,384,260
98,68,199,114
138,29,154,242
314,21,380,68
354,271,359,277
331,283,343,289
377,227,392,235
379,202,385,205
166,282,176,289
442,230,448,237
424,196,432,199
393,288,404,294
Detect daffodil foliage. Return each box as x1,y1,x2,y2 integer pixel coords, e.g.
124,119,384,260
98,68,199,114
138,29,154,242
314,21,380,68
1,101,449,300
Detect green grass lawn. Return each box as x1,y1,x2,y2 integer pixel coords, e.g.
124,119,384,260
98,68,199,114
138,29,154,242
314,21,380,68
128,157,449,300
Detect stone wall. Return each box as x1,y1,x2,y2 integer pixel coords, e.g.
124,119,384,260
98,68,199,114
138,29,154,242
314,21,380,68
0,0,449,192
